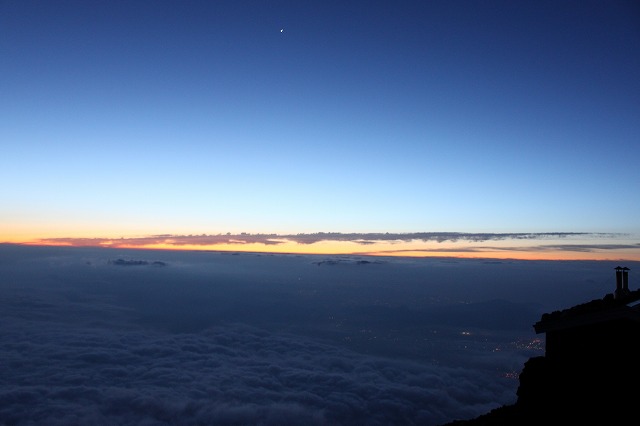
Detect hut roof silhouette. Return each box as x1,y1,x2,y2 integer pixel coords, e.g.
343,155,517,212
534,267,640,335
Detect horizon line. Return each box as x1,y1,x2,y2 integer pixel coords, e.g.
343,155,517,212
4,231,639,262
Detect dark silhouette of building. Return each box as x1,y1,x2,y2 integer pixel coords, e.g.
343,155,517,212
443,267,640,425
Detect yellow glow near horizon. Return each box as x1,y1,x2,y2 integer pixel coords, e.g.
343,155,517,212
5,233,640,261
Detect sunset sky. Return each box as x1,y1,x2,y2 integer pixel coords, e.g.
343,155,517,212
2,1,639,259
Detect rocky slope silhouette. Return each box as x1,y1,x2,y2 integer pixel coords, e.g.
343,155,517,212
443,268,640,425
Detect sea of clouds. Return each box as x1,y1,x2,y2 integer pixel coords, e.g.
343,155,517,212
1,245,633,425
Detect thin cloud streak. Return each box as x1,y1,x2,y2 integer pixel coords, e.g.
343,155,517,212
367,243,640,255
34,232,602,248
27,232,640,260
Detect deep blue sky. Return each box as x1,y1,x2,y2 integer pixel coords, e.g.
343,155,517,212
2,1,639,239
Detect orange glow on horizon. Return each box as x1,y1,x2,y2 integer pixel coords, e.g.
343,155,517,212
6,234,640,262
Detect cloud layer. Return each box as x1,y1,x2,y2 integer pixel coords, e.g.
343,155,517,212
3,245,632,425
1,322,513,426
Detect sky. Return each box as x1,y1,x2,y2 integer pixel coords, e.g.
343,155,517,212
1,1,639,259
3,244,636,425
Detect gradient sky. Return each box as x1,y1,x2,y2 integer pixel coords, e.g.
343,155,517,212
1,1,639,257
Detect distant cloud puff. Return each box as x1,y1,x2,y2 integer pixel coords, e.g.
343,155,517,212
313,259,386,266
109,258,167,266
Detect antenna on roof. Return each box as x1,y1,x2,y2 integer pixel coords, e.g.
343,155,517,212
614,266,631,299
